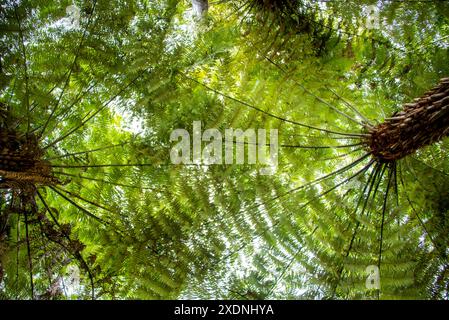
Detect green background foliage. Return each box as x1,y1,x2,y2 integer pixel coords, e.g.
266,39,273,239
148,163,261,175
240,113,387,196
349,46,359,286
1,0,448,299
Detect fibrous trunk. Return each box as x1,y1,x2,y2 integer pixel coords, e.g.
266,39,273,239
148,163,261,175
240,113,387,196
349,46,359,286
0,128,57,188
367,78,449,162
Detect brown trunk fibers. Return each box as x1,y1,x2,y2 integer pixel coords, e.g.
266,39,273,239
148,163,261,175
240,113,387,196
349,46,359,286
367,77,449,162
0,130,58,187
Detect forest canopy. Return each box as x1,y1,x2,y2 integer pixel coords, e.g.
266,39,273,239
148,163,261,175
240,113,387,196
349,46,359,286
1,0,449,300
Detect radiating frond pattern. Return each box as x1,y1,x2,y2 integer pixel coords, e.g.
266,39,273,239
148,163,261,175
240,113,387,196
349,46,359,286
1,0,448,300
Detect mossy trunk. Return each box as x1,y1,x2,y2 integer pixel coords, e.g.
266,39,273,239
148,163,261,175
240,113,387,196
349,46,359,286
367,78,449,162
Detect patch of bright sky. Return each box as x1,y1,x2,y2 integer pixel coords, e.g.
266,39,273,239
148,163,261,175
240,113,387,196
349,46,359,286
109,99,144,135
45,4,82,33
164,5,200,54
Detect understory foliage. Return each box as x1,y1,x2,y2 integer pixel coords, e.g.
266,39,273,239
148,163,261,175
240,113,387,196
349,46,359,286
0,0,449,299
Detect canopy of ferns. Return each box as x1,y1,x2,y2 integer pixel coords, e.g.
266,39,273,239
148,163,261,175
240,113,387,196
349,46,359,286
0,0,449,300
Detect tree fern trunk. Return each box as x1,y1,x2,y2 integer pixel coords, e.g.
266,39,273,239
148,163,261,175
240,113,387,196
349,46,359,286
367,78,449,162
0,129,57,186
